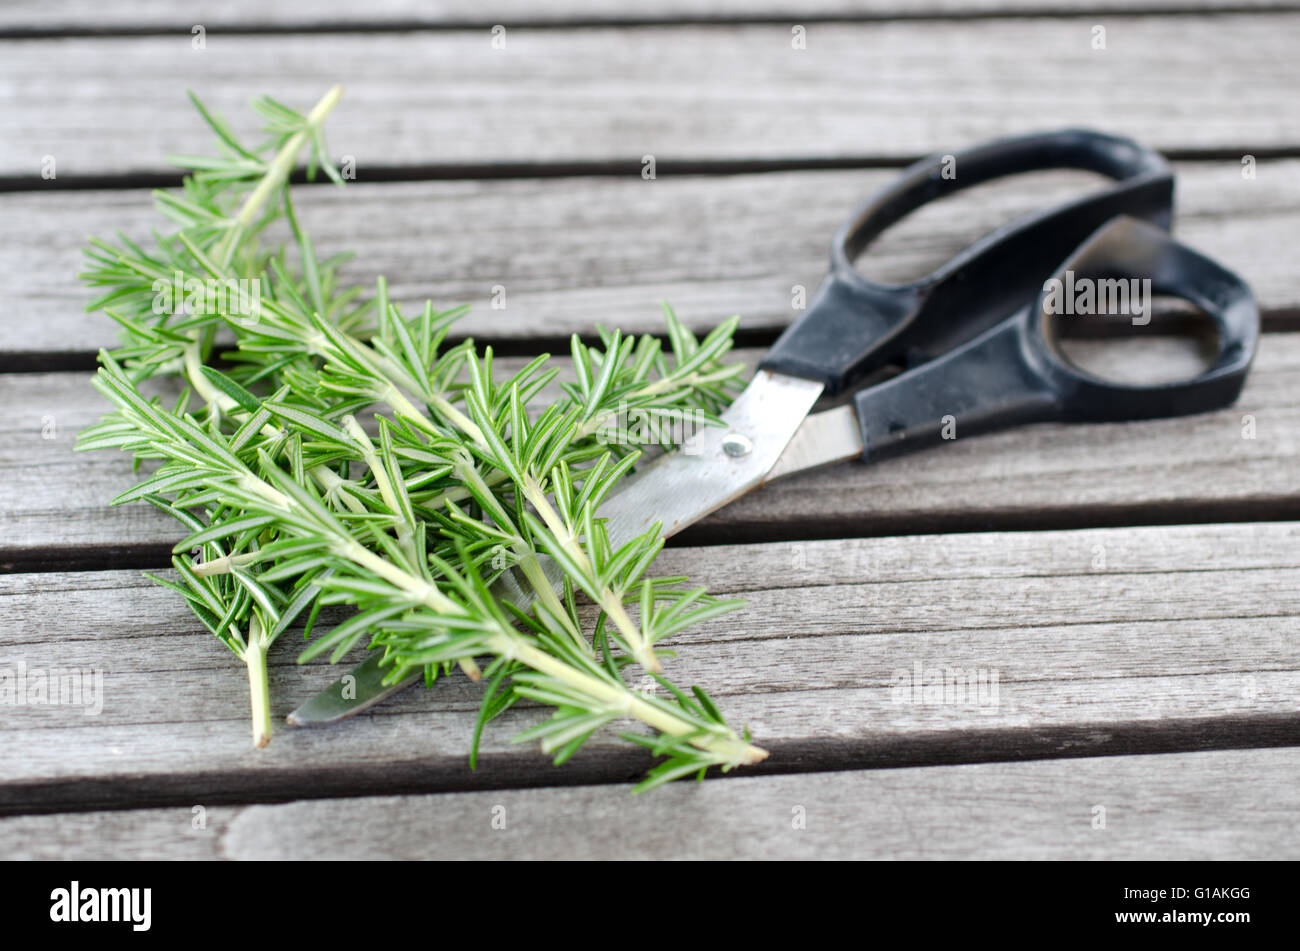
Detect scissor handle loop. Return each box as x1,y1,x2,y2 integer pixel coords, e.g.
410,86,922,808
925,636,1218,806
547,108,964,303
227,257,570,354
849,217,1258,462
761,129,1174,394
1031,216,1258,421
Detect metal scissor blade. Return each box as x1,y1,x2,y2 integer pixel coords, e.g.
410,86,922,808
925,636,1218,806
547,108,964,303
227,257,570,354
766,404,863,483
285,652,404,725
288,371,823,726
595,370,825,543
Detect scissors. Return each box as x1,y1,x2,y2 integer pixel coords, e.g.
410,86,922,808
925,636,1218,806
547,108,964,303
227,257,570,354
290,128,1258,725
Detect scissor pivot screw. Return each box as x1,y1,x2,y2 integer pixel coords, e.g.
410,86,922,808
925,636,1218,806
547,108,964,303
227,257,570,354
721,432,753,457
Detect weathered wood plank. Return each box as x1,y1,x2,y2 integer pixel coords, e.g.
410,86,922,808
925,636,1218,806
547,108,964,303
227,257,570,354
3,331,1295,562
3,161,1297,359
2,1,1288,32
1,522,1298,813
5,746,1297,859
2,17,1297,179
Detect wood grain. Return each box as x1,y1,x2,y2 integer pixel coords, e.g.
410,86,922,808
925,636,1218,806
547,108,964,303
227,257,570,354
2,16,1297,179
4,330,1295,564
5,746,1296,859
3,161,1297,360
1,522,1297,813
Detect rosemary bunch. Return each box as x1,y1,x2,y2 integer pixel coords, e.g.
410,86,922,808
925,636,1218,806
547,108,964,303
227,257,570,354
77,87,763,789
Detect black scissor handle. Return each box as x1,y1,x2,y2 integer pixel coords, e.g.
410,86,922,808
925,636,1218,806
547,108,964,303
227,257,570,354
761,129,1174,394
850,217,1259,462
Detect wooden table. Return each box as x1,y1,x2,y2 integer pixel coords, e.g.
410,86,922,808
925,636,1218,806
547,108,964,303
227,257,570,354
2,1,1298,860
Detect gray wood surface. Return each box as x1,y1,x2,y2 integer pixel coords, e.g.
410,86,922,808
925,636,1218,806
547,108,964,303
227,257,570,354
3,15,1297,179
3,0,1289,32
5,746,1297,859
5,331,1295,564
3,0,1298,857
2,522,1297,813
4,161,1298,359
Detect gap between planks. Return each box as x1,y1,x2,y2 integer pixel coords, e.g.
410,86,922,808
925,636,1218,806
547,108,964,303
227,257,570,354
4,1,1298,36
1,746,1297,858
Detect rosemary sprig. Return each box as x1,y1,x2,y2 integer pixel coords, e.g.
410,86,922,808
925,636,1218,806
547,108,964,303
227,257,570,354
88,346,763,782
77,87,762,788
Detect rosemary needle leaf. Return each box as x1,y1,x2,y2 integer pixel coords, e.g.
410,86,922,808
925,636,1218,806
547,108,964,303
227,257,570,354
199,366,262,413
